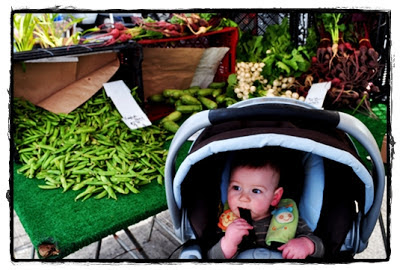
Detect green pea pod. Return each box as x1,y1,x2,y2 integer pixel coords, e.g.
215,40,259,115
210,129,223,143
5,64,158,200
94,190,108,199
34,151,51,170
49,128,59,143
208,81,226,89
113,185,128,194
216,94,226,104
176,105,203,114
198,96,218,110
62,181,74,193
75,127,96,134
163,89,184,99
72,180,90,191
17,164,31,174
60,175,67,190
147,94,165,103
125,182,140,194
162,120,180,134
161,111,182,123
71,169,92,175
157,175,163,185
86,105,109,116
86,181,107,186
174,99,183,107
224,97,237,106
180,94,201,105
212,88,222,98
34,143,56,152
182,88,199,95
103,185,117,200
38,184,59,190
75,185,96,201
196,88,214,97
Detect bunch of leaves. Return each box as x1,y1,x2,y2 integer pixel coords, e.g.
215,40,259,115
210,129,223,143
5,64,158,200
13,13,38,52
260,17,314,84
317,13,346,45
33,14,84,48
236,31,266,62
209,16,239,32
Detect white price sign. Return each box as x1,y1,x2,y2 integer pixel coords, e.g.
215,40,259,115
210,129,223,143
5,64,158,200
304,81,331,109
103,80,152,130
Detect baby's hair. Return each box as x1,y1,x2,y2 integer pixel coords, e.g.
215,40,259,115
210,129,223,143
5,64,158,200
230,147,282,175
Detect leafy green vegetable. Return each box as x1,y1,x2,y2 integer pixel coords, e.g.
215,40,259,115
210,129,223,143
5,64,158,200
199,13,216,21
217,17,239,28
263,17,293,54
236,31,267,62
317,13,346,44
235,16,315,83
226,74,238,98
33,14,84,48
258,17,313,83
13,14,38,52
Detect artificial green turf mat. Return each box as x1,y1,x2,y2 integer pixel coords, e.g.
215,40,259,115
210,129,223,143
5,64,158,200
13,163,168,259
13,139,193,259
340,103,388,169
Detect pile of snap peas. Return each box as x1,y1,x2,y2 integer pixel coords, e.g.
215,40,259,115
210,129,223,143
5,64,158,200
13,89,173,201
147,81,239,133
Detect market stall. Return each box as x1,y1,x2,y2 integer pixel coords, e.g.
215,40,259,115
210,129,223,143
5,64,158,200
11,11,390,260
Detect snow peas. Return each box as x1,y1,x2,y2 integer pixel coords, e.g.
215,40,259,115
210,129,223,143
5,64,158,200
13,89,170,201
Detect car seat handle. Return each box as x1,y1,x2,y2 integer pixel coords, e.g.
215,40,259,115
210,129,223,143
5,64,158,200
208,103,341,127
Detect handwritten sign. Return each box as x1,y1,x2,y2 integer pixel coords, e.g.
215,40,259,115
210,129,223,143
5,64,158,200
304,82,331,109
103,80,151,130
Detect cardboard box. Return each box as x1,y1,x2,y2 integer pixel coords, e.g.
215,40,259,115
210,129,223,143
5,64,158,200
13,52,120,114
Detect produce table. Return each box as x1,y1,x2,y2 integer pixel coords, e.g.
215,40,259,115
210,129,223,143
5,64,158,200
12,135,192,259
13,163,167,259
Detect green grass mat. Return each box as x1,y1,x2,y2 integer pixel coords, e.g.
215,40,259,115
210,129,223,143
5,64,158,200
13,163,168,259
340,103,388,169
13,139,193,259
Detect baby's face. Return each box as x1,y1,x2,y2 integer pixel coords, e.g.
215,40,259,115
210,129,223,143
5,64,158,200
227,165,280,221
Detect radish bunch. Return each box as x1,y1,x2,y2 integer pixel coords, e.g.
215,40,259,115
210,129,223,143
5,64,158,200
81,22,142,47
233,62,304,101
263,76,304,101
234,62,267,100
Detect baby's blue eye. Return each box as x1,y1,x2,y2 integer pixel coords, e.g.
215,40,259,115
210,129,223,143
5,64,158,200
252,189,261,194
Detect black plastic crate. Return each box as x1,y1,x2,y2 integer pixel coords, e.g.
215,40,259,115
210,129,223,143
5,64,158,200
12,41,144,101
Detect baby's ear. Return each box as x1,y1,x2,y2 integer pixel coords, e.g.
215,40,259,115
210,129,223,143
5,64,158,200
271,187,284,207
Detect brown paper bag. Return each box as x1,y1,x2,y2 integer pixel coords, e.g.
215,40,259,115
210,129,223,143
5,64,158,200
13,52,120,114
142,47,205,100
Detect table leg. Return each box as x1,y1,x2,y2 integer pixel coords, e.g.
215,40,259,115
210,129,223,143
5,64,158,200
124,228,149,259
113,234,139,259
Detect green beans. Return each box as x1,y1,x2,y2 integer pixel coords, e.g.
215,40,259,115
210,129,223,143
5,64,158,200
13,89,170,201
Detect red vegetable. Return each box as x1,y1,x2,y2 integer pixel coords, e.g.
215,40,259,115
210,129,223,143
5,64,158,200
114,22,126,30
109,29,120,39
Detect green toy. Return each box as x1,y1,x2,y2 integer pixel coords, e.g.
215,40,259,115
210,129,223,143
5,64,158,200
266,198,299,246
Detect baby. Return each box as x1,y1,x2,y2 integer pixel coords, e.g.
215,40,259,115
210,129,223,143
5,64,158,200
208,149,325,259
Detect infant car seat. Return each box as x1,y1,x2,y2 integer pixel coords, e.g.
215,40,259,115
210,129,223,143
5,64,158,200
164,97,386,260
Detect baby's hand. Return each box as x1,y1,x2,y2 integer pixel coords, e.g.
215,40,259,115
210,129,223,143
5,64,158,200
221,218,253,258
277,237,315,259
